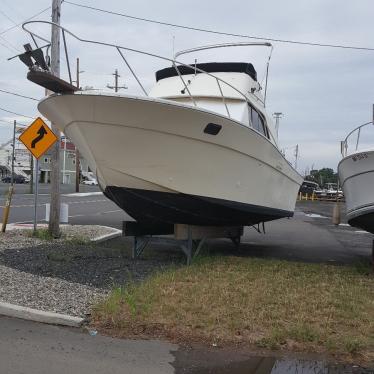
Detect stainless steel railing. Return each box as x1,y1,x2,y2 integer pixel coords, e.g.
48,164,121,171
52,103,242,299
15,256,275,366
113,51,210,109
341,121,374,157
21,21,276,142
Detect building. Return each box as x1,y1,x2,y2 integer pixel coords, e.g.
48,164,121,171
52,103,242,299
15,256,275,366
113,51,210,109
38,137,90,184
0,136,90,184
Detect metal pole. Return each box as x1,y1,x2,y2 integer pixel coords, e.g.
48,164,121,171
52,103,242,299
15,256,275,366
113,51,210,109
76,57,79,89
48,0,61,238
75,148,79,192
75,57,80,192
29,153,33,194
1,120,16,232
33,158,39,234
62,136,66,184
10,120,16,186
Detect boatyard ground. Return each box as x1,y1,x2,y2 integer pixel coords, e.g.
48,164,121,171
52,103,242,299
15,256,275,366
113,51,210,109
0,198,373,368
93,256,373,363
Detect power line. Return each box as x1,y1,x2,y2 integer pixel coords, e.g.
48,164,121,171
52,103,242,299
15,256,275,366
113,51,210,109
0,6,50,36
0,8,23,51
0,89,39,101
0,106,34,119
0,118,27,126
65,0,374,52
0,8,18,26
0,39,17,53
0,35,21,53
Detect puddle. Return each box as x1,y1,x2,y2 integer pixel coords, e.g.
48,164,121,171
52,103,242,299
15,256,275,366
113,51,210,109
185,357,371,373
304,213,328,219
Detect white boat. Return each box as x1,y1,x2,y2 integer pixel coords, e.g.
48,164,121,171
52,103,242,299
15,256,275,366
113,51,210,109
20,23,303,228
338,121,374,233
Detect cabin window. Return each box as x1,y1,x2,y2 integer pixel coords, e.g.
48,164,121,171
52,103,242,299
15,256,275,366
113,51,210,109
251,108,259,132
259,116,269,138
249,105,269,139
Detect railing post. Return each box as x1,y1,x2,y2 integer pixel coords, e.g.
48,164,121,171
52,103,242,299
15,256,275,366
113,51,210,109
172,62,196,106
216,78,230,118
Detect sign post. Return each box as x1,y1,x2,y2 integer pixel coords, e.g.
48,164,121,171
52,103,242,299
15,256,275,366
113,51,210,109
33,158,39,233
19,117,58,234
1,120,17,232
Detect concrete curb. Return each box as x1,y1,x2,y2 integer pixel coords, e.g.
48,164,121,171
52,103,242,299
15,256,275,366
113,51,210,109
5,223,122,243
0,302,84,327
91,228,122,243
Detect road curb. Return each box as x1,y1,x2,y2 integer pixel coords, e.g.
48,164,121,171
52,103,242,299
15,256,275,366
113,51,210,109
0,302,84,327
91,228,122,243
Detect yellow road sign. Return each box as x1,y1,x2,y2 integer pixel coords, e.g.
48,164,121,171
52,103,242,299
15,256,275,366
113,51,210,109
19,117,58,159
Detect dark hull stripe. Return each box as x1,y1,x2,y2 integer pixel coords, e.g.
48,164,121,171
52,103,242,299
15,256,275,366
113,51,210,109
348,212,374,234
104,186,293,226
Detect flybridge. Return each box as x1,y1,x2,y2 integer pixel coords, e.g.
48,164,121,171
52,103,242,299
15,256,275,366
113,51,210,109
10,21,272,111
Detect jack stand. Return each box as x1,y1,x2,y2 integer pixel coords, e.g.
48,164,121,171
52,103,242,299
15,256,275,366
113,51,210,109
124,222,243,265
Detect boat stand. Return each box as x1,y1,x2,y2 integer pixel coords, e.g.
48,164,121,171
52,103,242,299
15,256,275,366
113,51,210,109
123,222,243,265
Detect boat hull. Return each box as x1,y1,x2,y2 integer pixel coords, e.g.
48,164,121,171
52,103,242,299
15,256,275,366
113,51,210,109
104,186,293,226
338,150,374,234
38,93,302,226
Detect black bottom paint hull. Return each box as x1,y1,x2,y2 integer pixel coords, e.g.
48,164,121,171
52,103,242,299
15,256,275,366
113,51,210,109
348,212,374,234
104,187,293,226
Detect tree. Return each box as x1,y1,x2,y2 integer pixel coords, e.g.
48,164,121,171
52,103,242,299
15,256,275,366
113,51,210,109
306,168,338,187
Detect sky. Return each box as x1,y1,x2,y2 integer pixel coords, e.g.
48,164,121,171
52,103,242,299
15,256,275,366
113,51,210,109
0,0,374,174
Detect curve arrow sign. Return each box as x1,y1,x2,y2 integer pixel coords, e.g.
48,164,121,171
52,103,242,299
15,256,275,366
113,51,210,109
31,125,47,148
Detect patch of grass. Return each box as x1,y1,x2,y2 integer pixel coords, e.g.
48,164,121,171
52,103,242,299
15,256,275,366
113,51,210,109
27,229,91,245
29,229,55,241
92,256,374,358
344,338,363,354
66,235,90,246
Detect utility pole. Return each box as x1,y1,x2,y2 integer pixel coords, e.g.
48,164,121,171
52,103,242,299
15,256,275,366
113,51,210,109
294,144,299,171
75,57,80,192
107,69,127,92
273,112,283,138
48,0,61,238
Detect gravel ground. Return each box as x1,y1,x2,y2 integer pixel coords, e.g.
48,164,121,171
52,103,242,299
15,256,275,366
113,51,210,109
0,228,181,317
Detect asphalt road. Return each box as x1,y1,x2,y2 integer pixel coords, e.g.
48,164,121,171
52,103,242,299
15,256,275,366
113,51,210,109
0,182,99,196
0,183,132,229
1,186,372,263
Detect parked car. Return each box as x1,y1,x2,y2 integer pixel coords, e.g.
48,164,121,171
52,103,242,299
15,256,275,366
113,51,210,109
1,175,26,184
82,179,98,186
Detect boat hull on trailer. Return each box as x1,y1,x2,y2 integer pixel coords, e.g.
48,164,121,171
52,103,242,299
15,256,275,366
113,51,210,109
338,150,374,234
38,93,302,226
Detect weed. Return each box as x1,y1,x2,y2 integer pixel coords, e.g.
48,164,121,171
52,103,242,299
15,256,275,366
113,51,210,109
91,256,374,356
344,338,363,354
29,229,54,241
